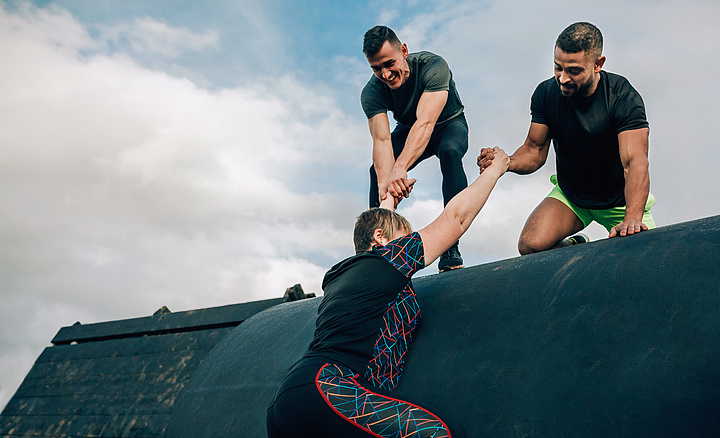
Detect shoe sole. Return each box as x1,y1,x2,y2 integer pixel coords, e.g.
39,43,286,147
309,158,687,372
439,264,465,273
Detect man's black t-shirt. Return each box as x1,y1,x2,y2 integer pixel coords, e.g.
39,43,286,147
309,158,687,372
361,51,464,128
531,71,649,209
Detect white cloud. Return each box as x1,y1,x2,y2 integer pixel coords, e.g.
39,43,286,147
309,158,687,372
0,2,365,409
86,15,220,59
0,1,99,54
125,16,219,57
376,9,399,27
0,1,366,303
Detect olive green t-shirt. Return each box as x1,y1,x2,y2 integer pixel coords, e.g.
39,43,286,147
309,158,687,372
361,51,464,128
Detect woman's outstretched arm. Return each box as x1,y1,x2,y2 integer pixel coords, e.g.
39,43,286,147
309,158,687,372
419,147,509,266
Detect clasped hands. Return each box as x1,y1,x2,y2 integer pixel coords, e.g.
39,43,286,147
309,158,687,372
380,147,509,210
379,168,416,210
477,146,502,173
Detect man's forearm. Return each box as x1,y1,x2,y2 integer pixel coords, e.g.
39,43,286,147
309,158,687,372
623,162,650,222
393,121,433,172
373,139,395,189
507,123,550,175
508,145,546,175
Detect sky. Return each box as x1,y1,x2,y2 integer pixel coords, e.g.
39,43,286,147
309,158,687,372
1,0,718,409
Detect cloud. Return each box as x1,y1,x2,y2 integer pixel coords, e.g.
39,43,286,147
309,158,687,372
0,2,366,409
0,2,362,303
0,1,99,54
98,16,219,58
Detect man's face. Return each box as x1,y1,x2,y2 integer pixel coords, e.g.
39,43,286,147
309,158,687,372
366,40,410,90
553,47,605,98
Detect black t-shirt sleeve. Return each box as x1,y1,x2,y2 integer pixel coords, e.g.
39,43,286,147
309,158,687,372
420,56,451,93
530,80,550,126
361,78,390,120
611,87,649,134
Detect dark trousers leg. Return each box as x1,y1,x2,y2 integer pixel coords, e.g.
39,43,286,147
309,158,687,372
435,115,469,206
269,383,387,438
266,405,286,438
368,115,468,208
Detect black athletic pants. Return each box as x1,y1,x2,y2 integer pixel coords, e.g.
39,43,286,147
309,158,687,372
369,113,469,208
267,358,460,438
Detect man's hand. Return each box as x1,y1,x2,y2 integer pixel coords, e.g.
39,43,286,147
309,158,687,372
609,219,648,238
379,177,417,209
483,146,509,176
477,147,497,173
387,167,415,199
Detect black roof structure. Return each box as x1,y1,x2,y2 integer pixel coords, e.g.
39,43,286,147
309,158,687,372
0,298,287,437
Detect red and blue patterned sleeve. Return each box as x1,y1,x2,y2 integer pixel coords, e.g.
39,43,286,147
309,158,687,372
374,231,425,278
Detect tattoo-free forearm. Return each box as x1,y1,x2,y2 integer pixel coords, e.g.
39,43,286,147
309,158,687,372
373,138,395,190
623,158,650,222
508,145,547,174
393,120,433,172
508,123,551,174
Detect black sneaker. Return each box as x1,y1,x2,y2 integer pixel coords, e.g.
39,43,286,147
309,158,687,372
439,244,464,272
559,233,590,248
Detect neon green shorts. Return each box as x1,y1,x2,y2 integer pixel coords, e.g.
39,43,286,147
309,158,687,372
546,174,656,233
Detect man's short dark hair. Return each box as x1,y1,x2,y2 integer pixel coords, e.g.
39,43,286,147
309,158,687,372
555,22,603,60
363,25,401,57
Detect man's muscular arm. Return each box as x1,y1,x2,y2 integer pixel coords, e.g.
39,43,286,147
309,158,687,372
609,127,650,238
477,122,551,174
369,113,395,203
386,90,448,199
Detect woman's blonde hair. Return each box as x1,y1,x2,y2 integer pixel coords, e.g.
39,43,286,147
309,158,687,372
353,208,412,254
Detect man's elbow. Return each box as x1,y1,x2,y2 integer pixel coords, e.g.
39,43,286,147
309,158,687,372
532,154,548,171
372,134,392,146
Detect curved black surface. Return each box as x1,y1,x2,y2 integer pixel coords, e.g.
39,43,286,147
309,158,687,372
166,215,720,437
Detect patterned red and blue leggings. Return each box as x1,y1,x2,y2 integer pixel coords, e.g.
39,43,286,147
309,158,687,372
267,360,453,438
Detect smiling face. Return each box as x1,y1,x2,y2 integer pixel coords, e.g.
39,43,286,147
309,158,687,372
553,47,605,98
366,40,410,90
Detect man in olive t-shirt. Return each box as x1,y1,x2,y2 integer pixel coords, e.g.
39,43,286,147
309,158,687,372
361,25,468,272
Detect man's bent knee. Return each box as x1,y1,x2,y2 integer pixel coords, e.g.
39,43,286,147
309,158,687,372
518,232,558,255
518,239,546,256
